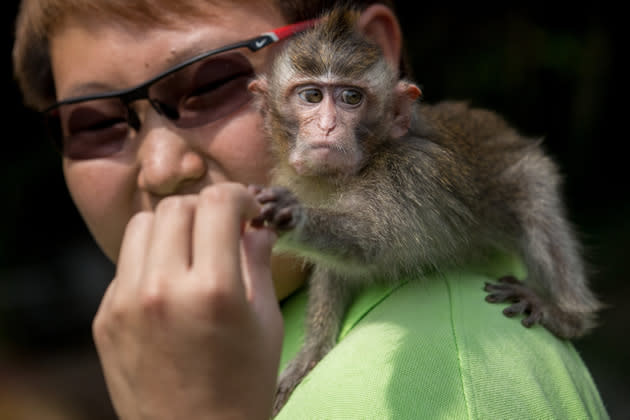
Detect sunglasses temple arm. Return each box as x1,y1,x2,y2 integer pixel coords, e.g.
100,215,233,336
266,18,320,42
245,19,319,51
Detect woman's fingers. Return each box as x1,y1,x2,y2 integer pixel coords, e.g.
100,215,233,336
241,226,277,305
143,195,197,282
114,211,154,289
192,184,261,295
91,182,282,420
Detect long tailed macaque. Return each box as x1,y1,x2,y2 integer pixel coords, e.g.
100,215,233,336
248,8,601,415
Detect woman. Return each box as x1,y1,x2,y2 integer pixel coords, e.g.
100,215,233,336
13,0,608,418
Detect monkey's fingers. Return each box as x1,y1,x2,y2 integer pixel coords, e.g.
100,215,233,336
500,297,546,329
249,185,273,228
255,189,278,204
250,215,266,228
522,308,543,328
273,207,298,231
259,203,277,220
249,185,281,207
484,276,528,301
504,300,543,328
249,203,277,229
502,300,530,317
247,184,264,195
251,203,297,232
484,283,520,303
498,275,521,285
253,186,288,204
258,187,300,210
486,278,547,329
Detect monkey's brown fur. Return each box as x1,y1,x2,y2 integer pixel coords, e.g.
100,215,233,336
251,8,601,416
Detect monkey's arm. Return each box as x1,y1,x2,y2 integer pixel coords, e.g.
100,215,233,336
252,185,384,262
251,183,468,278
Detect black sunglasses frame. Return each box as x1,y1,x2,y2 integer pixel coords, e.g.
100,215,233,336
43,19,318,120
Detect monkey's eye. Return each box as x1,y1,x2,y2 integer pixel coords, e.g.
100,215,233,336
341,89,363,106
298,88,323,103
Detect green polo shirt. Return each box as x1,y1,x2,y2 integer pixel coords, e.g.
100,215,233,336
276,254,608,419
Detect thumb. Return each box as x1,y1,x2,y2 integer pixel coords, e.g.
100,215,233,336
240,226,279,310
241,227,283,350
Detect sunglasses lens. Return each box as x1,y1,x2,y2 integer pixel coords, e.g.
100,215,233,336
49,98,130,160
49,51,257,160
150,52,255,128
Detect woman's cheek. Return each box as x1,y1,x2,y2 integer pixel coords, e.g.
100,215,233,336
211,107,273,186
63,159,135,262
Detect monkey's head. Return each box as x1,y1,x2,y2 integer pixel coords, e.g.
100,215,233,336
249,8,421,179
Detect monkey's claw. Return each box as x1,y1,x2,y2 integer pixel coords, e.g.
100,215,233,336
484,276,545,328
250,185,303,232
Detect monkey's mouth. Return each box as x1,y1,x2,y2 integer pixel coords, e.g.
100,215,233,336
290,144,361,177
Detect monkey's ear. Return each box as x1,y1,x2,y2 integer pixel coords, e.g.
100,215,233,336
248,77,268,96
391,81,421,139
357,5,402,73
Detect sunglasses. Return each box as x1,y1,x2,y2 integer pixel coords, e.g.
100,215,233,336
44,19,317,160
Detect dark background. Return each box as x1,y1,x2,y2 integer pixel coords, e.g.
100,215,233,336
2,3,628,419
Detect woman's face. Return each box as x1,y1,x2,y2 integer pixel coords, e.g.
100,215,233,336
50,3,285,263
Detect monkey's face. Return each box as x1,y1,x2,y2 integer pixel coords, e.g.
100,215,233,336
249,34,420,180
282,80,369,177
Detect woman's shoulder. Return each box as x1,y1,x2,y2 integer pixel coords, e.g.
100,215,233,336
278,256,608,419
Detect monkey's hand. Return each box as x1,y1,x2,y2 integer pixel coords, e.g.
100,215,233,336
484,276,545,328
249,185,304,232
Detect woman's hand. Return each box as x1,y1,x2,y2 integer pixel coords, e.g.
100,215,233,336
92,183,283,420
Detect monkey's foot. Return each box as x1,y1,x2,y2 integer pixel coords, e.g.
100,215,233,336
249,185,303,232
273,356,318,417
484,276,545,328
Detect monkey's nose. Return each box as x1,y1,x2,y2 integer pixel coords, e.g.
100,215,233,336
317,114,337,135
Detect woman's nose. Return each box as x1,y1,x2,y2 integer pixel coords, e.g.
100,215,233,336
136,125,207,197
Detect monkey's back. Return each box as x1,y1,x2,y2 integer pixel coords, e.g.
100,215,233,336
411,100,554,192
409,101,561,233
343,100,564,273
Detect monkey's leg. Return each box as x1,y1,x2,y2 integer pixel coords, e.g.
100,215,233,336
273,266,351,416
484,274,597,339
524,206,603,338
492,187,601,339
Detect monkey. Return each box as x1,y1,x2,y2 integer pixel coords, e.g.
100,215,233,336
248,8,602,416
